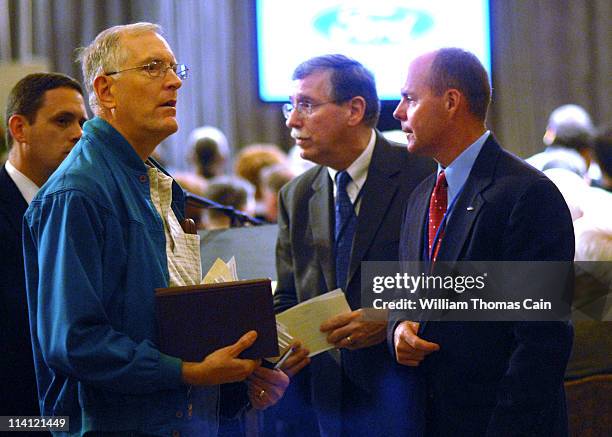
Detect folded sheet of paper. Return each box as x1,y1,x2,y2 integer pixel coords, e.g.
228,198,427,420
276,289,351,357
202,257,238,284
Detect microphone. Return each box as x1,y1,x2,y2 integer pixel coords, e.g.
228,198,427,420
184,191,265,227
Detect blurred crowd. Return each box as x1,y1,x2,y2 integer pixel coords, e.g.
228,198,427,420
158,126,314,229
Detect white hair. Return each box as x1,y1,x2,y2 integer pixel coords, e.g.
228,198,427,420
76,22,161,113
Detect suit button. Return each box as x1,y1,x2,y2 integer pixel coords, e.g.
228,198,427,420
176,410,183,418
139,174,147,183
172,431,180,437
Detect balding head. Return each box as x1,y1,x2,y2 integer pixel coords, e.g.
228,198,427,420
426,48,491,121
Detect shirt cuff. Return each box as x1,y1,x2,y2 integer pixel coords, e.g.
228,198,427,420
159,353,184,388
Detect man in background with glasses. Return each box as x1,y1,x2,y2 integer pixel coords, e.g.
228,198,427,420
23,23,288,436
273,54,433,436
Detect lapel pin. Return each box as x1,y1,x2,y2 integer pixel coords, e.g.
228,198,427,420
466,206,475,211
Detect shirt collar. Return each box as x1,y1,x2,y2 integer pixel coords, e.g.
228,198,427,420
328,128,376,197
5,160,39,204
439,130,490,203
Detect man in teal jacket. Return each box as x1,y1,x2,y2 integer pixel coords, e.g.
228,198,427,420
23,22,288,436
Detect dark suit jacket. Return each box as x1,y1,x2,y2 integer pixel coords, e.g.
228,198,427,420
393,136,574,436
0,164,40,415
274,132,434,437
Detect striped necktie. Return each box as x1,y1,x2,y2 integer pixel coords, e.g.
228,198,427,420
335,171,357,289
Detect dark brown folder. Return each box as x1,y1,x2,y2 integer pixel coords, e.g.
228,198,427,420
155,279,278,361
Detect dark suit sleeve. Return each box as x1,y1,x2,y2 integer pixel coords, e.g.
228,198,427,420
488,323,573,435
387,181,429,361
501,176,575,263
273,187,298,313
487,177,574,435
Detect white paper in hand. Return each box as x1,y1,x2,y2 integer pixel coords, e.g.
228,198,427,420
276,289,351,357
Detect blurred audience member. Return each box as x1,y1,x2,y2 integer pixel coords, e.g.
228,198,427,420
173,171,208,228
591,126,612,193
204,175,255,229
235,143,287,216
260,163,295,223
566,221,612,380
544,168,590,221
545,167,612,224
190,125,230,179
575,223,612,262
544,166,612,381
528,104,595,179
173,125,231,228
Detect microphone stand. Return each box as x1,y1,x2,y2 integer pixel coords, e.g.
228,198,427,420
184,192,265,227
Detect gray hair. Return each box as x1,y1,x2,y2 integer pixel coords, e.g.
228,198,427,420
76,22,161,113
292,54,380,128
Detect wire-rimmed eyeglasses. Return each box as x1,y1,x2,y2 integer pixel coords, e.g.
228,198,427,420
282,101,337,119
106,60,189,80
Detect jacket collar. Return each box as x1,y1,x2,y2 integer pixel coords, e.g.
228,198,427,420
83,117,148,174
436,135,501,261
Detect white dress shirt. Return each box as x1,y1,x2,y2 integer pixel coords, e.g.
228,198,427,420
5,160,39,204
327,129,376,216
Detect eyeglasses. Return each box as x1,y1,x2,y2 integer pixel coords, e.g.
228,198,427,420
282,101,337,119
105,60,189,80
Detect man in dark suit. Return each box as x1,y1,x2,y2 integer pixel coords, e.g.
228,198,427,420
1,73,87,416
274,54,433,436
389,48,575,436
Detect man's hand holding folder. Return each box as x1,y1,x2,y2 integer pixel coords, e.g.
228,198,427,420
156,258,289,410
180,330,290,410
181,330,261,385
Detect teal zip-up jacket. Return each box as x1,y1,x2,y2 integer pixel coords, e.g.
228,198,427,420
23,117,218,436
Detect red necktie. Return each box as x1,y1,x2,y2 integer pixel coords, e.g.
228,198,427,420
428,171,448,262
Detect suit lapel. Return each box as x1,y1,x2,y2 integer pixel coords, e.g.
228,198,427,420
437,137,501,261
347,133,401,286
309,167,336,291
406,176,434,261
0,165,28,235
